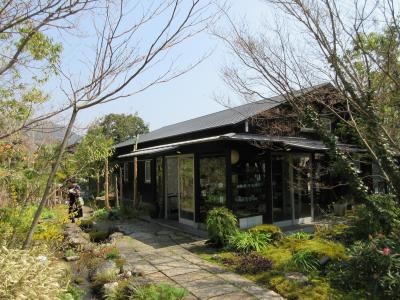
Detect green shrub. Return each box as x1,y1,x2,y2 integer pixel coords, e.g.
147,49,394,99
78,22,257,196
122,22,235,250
106,248,120,260
347,194,400,241
314,223,351,243
60,284,84,300
206,207,238,247
79,218,94,231
0,205,68,249
65,249,76,257
228,231,271,253
92,208,109,220
0,246,68,299
287,250,320,272
287,231,311,240
107,281,188,300
328,233,400,299
249,224,283,241
280,237,346,260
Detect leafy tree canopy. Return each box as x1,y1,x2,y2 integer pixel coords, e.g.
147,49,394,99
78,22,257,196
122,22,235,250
88,113,149,144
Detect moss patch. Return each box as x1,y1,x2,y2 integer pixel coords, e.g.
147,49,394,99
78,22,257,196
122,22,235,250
280,237,346,260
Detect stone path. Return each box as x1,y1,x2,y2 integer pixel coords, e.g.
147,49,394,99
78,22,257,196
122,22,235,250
114,220,283,300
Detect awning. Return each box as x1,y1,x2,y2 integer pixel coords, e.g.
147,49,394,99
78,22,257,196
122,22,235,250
229,133,362,152
118,132,362,158
118,145,178,158
117,135,226,158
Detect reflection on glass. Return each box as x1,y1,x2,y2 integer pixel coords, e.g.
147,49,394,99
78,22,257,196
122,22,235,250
156,157,164,218
232,159,266,218
179,156,194,220
199,156,226,221
292,155,311,219
272,155,291,222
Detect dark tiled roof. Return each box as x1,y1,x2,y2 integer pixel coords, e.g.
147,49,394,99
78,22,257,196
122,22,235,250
113,137,137,149
114,96,284,148
114,83,330,148
118,133,362,158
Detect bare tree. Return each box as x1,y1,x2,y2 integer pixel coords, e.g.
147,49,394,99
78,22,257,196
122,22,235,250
23,0,218,248
217,0,400,201
0,0,98,139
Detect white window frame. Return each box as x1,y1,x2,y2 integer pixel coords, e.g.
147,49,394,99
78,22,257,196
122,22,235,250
145,160,151,183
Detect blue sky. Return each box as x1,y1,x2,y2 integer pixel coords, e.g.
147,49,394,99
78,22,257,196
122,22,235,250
52,0,271,132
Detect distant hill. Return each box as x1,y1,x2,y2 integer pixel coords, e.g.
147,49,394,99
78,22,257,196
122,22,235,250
23,121,82,148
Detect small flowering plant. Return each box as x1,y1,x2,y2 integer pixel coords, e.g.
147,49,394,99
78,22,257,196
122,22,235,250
382,247,391,256
328,232,400,298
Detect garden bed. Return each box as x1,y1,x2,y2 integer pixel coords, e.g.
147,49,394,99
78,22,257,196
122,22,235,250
202,203,400,300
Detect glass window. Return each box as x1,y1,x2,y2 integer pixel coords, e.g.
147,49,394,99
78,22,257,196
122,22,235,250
156,158,164,217
232,159,266,218
145,160,151,183
179,156,194,220
199,156,226,222
123,162,129,182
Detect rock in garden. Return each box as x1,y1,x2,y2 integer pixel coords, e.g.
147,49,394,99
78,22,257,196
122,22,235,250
109,232,124,243
64,255,80,262
90,260,120,281
285,272,308,283
103,282,119,294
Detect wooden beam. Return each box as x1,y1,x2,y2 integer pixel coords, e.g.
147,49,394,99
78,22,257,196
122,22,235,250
225,143,233,210
115,175,120,208
194,153,200,223
265,151,273,223
133,135,139,207
288,154,295,223
310,153,315,221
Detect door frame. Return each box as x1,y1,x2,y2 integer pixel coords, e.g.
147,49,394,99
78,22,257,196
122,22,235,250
272,153,314,226
164,154,195,226
177,154,195,226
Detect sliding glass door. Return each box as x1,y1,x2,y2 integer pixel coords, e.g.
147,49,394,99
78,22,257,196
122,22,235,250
272,153,313,225
178,155,195,224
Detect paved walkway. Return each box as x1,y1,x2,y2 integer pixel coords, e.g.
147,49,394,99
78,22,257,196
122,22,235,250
114,220,283,300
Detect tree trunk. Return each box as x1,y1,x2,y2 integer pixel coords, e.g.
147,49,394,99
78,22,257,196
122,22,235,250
104,159,110,210
23,109,78,249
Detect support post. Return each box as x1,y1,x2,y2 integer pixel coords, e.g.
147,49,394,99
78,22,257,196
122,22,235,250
310,153,315,221
119,166,123,205
288,154,295,224
225,144,233,210
115,176,120,208
133,135,139,207
104,159,110,209
194,153,200,223
265,152,273,223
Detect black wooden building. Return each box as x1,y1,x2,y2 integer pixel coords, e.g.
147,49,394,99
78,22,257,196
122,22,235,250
114,85,375,229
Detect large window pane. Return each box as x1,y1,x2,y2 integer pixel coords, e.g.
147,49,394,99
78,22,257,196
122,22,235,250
272,155,292,222
232,159,266,218
179,156,194,220
199,156,226,222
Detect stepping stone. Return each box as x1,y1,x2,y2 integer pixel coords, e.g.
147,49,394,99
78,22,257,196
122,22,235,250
209,291,255,300
162,267,201,277
189,284,239,299
171,270,214,284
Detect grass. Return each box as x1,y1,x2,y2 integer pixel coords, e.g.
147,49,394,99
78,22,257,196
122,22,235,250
196,234,349,300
